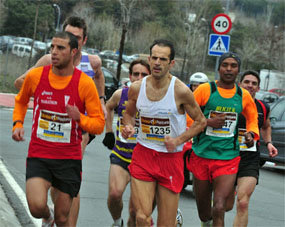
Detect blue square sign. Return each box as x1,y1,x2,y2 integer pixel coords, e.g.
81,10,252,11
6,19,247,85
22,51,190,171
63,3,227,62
208,34,230,56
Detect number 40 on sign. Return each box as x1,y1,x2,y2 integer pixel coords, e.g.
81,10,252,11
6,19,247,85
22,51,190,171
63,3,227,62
211,13,232,35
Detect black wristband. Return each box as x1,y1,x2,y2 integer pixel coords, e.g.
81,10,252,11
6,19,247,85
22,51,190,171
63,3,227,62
13,120,23,126
266,141,272,146
99,95,106,100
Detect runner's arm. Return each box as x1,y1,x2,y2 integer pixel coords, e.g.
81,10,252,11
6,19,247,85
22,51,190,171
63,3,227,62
89,55,107,118
260,111,278,157
241,90,259,140
122,82,140,138
78,74,105,135
12,68,42,131
177,85,207,145
105,89,122,132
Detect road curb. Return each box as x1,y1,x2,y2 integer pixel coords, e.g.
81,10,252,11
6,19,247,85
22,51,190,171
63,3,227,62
0,157,38,227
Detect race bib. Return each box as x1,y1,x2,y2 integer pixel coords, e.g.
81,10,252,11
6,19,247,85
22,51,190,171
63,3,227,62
238,128,257,152
140,115,171,145
118,116,139,144
37,110,72,143
206,111,237,137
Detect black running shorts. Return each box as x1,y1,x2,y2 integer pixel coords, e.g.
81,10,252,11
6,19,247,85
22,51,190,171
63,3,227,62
237,151,260,184
109,153,130,172
26,158,82,197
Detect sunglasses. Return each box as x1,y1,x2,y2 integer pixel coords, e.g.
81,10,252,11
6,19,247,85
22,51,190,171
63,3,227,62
132,72,148,77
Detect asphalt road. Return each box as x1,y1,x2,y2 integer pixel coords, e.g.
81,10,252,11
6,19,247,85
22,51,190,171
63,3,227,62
0,107,284,226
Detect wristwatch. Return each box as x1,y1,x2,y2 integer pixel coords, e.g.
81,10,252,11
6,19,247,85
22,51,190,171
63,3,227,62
266,141,272,146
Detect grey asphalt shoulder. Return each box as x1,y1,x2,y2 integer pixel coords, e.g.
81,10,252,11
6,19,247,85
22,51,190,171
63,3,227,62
0,183,21,227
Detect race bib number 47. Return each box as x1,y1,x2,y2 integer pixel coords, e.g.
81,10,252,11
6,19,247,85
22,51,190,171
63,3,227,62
206,111,237,137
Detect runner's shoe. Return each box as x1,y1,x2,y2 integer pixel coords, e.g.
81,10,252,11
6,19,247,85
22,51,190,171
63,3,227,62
112,219,123,227
42,206,54,227
176,208,183,227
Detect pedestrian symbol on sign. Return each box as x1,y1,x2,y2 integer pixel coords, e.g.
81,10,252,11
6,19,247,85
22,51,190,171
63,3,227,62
208,34,230,56
210,36,226,52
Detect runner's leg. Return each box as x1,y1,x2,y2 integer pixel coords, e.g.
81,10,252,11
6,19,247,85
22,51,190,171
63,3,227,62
233,176,257,227
131,177,156,226
156,184,179,226
212,174,237,227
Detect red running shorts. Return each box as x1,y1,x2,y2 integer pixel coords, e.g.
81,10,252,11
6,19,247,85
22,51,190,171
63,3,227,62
189,151,240,182
129,143,184,193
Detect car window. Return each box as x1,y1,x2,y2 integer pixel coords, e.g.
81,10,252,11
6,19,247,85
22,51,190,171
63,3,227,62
263,94,278,104
103,69,115,84
271,99,285,121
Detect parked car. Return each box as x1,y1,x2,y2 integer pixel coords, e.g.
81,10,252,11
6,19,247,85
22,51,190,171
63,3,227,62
268,88,285,96
11,44,37,57
255,90,279,105
99,50,116,59
259,96,285,167
85,48,99,55
0,35,15,52
14,37,33,45
33,41,47,51
102,67,121,100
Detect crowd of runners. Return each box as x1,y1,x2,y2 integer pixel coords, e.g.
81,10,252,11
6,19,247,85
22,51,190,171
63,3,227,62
11,16,278,227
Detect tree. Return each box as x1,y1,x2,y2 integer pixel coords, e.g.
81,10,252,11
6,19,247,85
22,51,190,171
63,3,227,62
116,0,137,82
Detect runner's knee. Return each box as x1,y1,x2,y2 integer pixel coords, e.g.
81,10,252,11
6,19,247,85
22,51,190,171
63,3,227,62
236,198,249,212
55,213,69,226
136,211,150,226
109,188,123,202
28,202,47,218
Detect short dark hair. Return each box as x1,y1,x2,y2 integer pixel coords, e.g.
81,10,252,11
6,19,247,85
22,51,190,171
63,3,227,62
149,39,175,61
63,16,87,40
240,70,260,86
129,59,150,74
53,31,78,50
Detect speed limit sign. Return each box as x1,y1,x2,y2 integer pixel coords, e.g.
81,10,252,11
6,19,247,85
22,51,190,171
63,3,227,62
211,13,232,34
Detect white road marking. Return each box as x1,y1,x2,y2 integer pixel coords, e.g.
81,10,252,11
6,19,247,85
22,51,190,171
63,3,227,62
0,159,41,226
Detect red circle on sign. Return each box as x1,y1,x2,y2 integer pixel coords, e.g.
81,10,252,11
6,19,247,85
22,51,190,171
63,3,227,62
211,13,232,35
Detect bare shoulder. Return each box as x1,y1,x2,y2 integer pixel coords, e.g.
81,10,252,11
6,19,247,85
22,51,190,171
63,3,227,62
112,88,123,100
130,80,142,92
88,54,102,68
174,77,191,97
36,54,52,67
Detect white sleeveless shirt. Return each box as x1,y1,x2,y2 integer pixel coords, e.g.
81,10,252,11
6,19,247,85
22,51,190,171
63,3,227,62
136,76,186,153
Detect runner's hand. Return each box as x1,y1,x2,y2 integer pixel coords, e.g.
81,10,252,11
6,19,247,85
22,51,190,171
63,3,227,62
122,125,135,139
102,132,115,149
244,132,254,148
207,113,226,128
66,104,80,121
12,128,25,142
164,136,177,152
268,143,278,158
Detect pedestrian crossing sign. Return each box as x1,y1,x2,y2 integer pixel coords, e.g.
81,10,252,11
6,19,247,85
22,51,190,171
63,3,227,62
208,34,230,56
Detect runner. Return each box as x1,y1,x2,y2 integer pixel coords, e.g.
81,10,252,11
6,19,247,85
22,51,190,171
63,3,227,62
14,16,106,153
102,59,150,227
188,52,259,227
13,16,105,226
226,70,278,227
122,39,207,226
12,31,105,226
188,72,209,91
